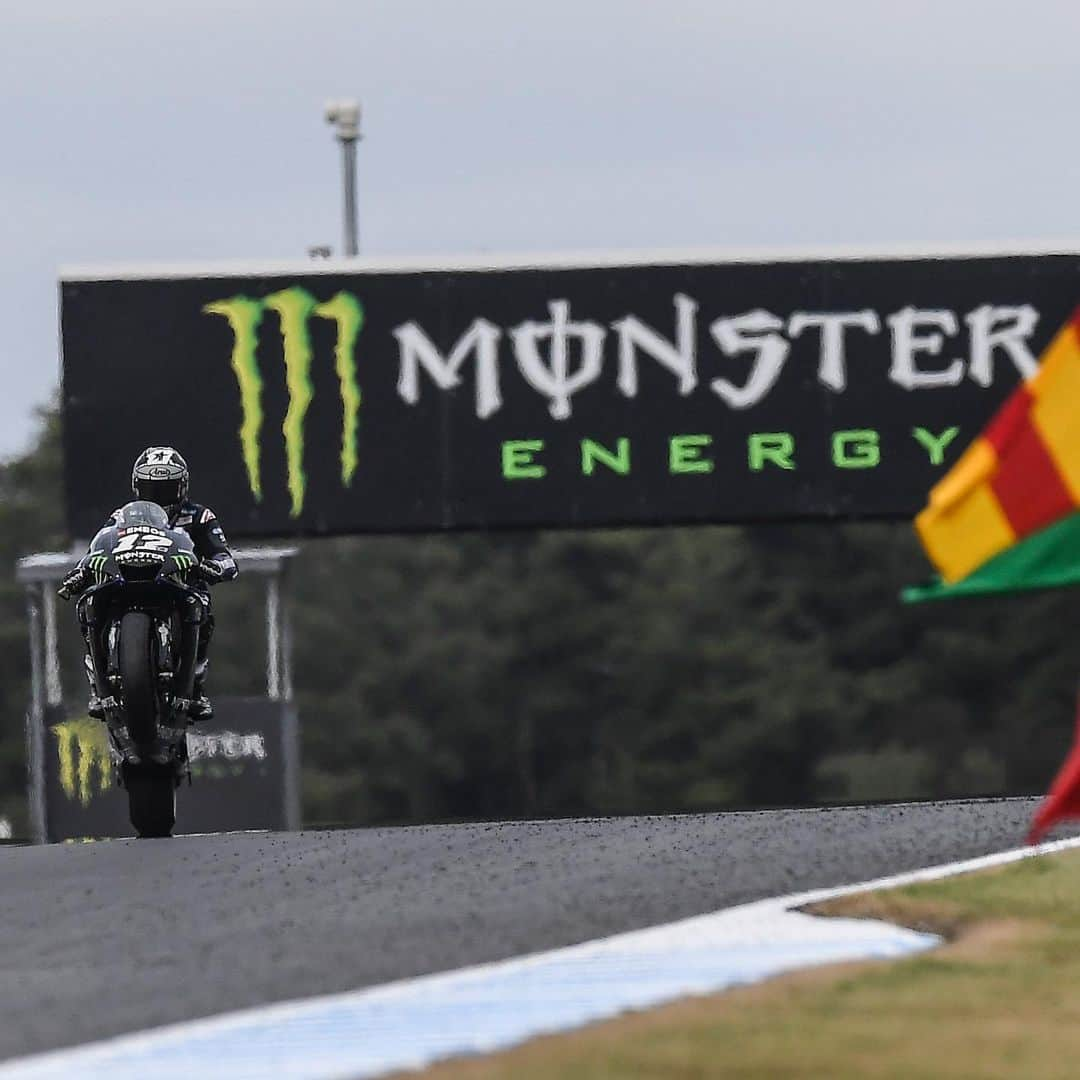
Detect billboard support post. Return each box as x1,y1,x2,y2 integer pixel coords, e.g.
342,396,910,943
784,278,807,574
266,575,281,701
42,587,62,707
24,585,47,845
281,560,294,703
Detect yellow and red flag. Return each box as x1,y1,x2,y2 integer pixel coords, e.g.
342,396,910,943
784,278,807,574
908,308,1080,601
908,308,1080,841
1029,695,1080,844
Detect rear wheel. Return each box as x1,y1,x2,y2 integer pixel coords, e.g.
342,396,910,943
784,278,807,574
124,764,176,838
119,611,157,745
119,613,176,837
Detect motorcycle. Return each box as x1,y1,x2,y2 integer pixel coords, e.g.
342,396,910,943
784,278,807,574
71,500,208,838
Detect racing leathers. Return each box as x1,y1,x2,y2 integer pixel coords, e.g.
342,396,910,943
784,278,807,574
134,500,238,588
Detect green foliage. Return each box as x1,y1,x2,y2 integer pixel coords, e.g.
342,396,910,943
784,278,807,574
0,407,65,832
1,406,1078,832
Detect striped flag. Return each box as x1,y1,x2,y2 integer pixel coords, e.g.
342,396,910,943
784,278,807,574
1028,694,1080,843
907,309,1080,841
907,308,1080,601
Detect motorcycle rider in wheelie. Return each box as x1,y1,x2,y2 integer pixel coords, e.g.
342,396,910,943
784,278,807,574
58,446,238,721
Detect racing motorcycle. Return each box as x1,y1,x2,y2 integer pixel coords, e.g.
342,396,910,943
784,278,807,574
73,501,208,838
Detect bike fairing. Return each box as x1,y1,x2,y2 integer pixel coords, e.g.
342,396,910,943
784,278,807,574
76,504,209,726
101,500,238,585
77,499,238,712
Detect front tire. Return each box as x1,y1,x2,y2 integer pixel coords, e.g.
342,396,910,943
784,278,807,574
124,764,176,838
119,611,157,745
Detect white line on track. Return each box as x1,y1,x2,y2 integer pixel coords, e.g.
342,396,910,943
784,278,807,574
3,836,1079,1080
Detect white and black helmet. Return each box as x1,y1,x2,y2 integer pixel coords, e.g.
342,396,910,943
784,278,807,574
131,446,189,509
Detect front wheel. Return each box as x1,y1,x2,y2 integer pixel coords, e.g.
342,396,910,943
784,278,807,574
119,611,157,745
124,764,176,838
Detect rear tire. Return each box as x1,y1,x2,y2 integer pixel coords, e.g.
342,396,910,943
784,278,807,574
119,611,157,745
124,765,176,839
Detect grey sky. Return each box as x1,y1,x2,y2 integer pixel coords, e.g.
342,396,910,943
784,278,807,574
2,1,1079,458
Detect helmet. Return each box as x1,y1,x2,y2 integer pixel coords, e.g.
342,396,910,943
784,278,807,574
131,446,189,509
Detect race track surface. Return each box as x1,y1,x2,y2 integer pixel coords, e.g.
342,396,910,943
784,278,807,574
0,798,1063,1062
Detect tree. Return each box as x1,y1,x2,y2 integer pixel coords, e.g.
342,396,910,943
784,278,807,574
0,406,65,831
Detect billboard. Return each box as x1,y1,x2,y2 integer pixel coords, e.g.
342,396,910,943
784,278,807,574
42,698,299,841
59,247,1080,539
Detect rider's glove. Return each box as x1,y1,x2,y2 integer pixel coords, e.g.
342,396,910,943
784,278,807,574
198,558,227,584
57,565,90,600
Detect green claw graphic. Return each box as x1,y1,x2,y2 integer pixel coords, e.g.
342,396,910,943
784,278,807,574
203,296,265,504
264,288,317,518
314,292,364,487
206,286,364,517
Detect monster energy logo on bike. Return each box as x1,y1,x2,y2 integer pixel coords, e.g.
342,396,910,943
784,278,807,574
204,287,364,517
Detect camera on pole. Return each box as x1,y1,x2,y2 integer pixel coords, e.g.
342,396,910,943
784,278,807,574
324,99,361,257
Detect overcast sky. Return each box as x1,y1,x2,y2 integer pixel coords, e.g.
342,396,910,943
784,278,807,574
3,0,1080,458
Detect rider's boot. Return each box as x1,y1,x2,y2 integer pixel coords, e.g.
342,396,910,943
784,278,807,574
84,654,105,720
188,659,214,722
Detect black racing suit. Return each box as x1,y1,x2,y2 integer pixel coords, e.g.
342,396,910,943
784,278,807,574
165,502,235,667
147,501,239,586
92,501,238,692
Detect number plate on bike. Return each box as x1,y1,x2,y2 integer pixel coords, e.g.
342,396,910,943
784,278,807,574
115,527,173,565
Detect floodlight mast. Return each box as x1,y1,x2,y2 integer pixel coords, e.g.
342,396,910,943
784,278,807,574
324,99,361,257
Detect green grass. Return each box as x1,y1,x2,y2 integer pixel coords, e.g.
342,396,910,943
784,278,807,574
420,850,1080,1079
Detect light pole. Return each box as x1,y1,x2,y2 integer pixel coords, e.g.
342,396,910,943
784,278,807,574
324,99,361,256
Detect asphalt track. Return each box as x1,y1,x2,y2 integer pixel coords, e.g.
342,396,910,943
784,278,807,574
0,797,1069,1063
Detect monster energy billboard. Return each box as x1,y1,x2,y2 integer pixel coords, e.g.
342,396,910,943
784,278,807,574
58,248,1080,538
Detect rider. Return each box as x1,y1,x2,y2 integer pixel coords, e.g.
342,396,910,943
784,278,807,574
58,446,238,721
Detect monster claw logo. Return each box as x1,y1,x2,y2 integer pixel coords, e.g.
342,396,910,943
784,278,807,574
52,717,112,807
172,552,198,574
87,554,109,584
204,287,364,517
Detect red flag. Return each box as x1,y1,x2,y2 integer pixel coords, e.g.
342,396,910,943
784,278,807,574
1028,695,1080,843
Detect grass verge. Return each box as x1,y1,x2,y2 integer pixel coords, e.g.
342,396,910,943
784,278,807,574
418,850,1080,1079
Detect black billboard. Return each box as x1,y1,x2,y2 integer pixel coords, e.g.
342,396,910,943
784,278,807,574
60,249,1080,539
43,698,298,841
